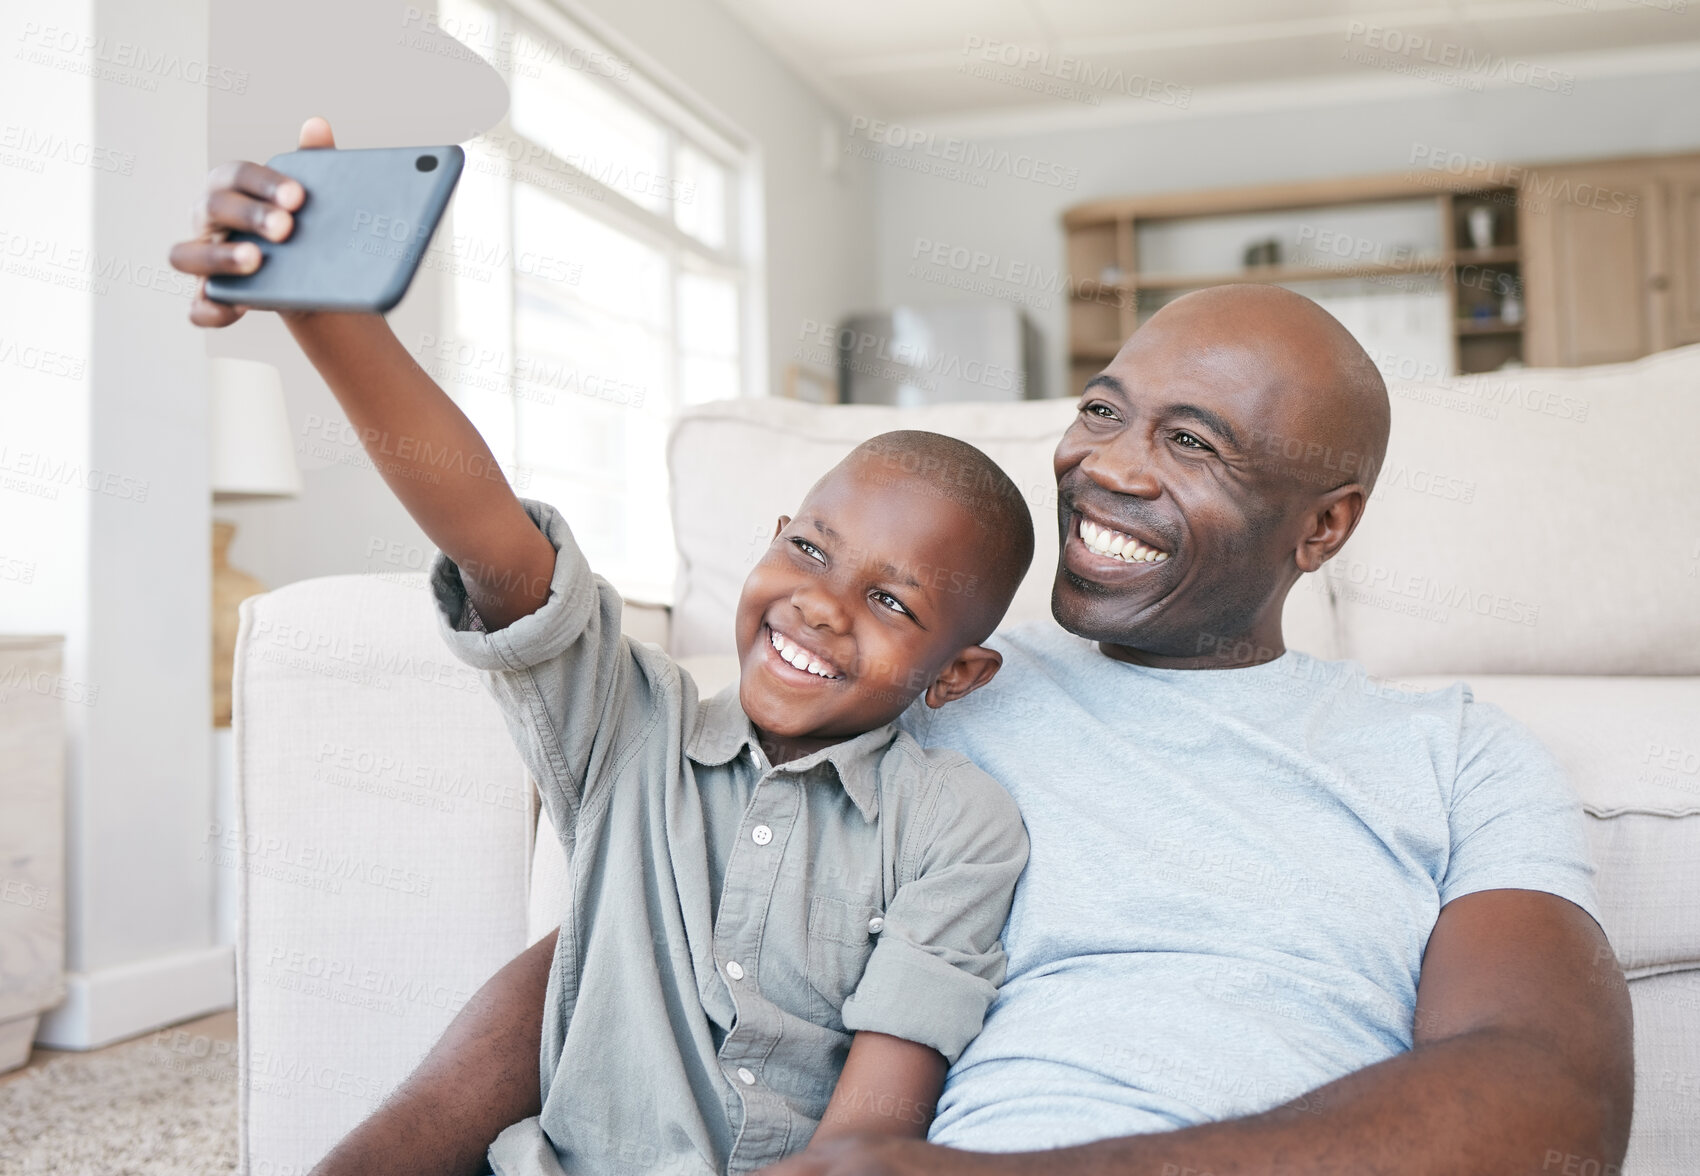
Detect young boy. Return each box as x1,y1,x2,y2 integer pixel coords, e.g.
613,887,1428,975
174,122,1036,1176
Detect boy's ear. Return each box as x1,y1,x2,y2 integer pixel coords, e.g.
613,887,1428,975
924,645,1002,709
772,514,791,540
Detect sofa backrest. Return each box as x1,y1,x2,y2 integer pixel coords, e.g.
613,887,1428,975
668,344,1700,677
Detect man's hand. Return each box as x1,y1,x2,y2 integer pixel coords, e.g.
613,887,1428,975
169,116,335,327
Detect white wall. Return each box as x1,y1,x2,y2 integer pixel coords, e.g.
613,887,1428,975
871,59,1700,401
3,0,229,1048
216,0,877,593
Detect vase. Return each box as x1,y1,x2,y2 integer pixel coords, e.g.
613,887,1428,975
1467,206,1496,251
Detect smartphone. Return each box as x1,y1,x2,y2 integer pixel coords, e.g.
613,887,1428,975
206,145,465,313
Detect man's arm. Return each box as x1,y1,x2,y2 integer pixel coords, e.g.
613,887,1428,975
308,929,556,1176
768,888,1634,1176
170,117,553,629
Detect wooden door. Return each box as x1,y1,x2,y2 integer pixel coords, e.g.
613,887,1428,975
1521,163,1659,367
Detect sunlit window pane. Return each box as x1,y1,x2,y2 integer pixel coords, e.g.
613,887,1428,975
510,38,670,214
678,271,737,357
673,144,728,250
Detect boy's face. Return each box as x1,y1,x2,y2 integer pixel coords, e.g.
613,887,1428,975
733,456,998,743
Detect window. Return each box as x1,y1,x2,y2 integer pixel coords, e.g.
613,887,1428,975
433,0,757,603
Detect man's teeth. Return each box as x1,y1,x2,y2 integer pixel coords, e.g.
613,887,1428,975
1079,518,1168,564
769,627,842,679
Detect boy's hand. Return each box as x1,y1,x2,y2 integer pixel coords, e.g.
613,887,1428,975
168,116,336,327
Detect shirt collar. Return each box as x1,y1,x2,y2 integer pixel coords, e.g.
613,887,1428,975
687,685,896,823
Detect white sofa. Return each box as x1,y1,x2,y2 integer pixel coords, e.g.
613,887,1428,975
234,345,1700,1176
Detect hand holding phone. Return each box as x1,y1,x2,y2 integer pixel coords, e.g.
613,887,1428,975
170,117,463,321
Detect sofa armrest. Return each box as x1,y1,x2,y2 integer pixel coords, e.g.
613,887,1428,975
233,574,534,1176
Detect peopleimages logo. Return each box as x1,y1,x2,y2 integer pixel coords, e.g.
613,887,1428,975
847,117,1080,191
1343,22,1576,94
957,35,1192,109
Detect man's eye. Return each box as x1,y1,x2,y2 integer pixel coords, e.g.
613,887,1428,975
1081,401,1118,420
1172,430,1211,451
790,537,827,564
871,590,911,617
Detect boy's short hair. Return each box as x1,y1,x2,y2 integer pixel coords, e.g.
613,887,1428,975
846,430,1035,641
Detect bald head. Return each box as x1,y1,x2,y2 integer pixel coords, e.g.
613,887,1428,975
1050,283,1394,666
1138,284,1391,494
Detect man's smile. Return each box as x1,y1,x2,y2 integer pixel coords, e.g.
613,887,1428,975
1062,508,1174,582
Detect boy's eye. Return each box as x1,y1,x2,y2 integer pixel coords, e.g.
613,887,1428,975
870,590,911,618
789,537,827,564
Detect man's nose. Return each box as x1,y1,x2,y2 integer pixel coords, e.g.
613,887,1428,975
1080,431,1162,500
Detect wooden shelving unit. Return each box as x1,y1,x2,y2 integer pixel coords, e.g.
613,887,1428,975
1062,172,1529,388
1065,151,1700,384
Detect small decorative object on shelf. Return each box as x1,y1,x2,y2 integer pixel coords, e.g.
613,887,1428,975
1501,291,1524,325
1467,205,1496,251
1242,239,1281,268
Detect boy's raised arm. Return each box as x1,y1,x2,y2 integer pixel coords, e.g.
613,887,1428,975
170,117,554,631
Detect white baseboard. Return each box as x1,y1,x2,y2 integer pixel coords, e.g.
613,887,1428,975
35,945,235,1050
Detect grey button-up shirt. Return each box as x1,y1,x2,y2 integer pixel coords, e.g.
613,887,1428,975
430,501,1028,1176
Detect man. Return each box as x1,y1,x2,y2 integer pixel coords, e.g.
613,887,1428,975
171,168,1631,1172
318,285,1629,1176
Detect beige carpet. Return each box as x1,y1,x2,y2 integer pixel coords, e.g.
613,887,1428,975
0,1012,238,1176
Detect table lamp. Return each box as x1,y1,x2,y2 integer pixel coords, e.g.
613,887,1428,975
210,357,301,726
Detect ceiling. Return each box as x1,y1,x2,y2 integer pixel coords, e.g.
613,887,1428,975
715,0,1700,123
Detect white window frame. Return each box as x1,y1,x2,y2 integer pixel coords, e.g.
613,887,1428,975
443,0,765,602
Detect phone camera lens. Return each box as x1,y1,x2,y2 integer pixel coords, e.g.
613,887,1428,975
416,155,439,172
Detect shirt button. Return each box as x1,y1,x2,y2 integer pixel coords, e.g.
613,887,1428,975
725,960,745,981
868,916,885,934
737,1067,756,1086
751,824,773,846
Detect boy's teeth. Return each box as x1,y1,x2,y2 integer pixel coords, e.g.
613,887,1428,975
768,626,841,678
1078,518,1168,564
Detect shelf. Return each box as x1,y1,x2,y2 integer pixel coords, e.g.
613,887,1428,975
1116,259,1449,292
1455,320,1524,335
1454,247,1522,265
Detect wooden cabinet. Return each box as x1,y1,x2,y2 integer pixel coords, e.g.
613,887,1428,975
1515,158,1700,367
1657,159,1700,350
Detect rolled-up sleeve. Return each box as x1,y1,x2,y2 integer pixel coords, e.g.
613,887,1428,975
839,760,1028,1063
429,498,666,847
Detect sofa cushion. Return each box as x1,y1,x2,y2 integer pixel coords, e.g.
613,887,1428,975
1402,674,1700,976
1622,968,1700,1175
1337,344,1700,678
666,397,1338,660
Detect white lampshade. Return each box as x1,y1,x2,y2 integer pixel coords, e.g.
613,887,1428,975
210,357,301,502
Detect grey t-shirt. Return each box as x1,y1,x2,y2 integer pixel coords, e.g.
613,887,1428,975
901,621,1601,1153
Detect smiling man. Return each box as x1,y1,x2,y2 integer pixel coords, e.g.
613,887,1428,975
307,285,1633,1176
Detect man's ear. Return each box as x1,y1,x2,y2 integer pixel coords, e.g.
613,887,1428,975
772,515,791,540
924,646,1002,709
1295,485,1366,574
